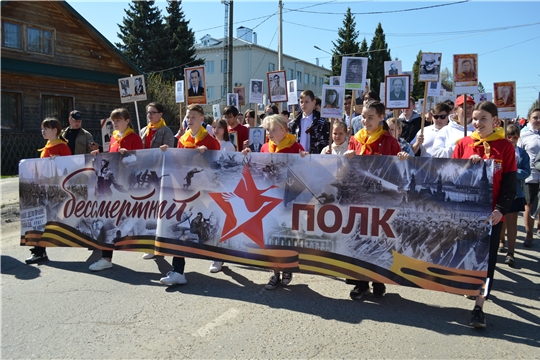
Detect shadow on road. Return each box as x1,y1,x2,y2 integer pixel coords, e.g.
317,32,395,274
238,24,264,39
1,255,41,280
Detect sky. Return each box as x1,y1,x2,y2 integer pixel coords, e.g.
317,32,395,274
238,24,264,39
67,0,540,117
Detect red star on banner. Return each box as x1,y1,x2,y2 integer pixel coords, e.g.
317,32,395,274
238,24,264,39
209,165,282,248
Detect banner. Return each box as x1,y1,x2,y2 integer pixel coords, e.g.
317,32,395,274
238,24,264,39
20,151,494,295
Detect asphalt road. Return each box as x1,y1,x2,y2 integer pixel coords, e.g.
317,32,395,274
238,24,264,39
1,177,539,359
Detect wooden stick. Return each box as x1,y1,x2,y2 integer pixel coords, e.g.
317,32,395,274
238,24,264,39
463,95,467,139
329,118,335,149
420,82,429,135
349,90,355,121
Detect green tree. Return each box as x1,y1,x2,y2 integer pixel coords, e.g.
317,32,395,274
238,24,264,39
478,81,486,93
411,50,424,100
164,0,203,81
146,73,181,128
358,37,368,58
116,0,168,73
367,23,391,94
330,8,360,77
440,66,453,92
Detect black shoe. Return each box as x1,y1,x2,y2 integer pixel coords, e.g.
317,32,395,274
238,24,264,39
265,273,281,290
350,284,371,300
373,283,386,297
524,239,533,248
470,306,486,329
504,253,515,267
281,272,293,286
25,249,48,264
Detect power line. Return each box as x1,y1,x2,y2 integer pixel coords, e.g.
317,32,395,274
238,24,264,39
283,0,469,15
283,20,540,37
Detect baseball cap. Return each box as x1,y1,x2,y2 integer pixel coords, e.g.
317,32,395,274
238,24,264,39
70,110,82,120
455,95,475,107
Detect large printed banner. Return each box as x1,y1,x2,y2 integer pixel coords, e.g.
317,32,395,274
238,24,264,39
20,150,494,295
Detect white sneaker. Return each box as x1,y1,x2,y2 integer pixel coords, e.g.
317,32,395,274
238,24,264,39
142,253,155,259
209,261,223,273
89,258,113,271
159,271,187,286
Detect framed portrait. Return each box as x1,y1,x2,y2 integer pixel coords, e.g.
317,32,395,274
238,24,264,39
212,104,221,120
474,92,493,103
267,70,288,103
453,54,478,88
100,118,113,152
175,80,184,103
249,79,264,104
234,86,245,107
248,127,266,153
184,66,207,105
341,56,368,90
379,82,385,104
427,81,442,96
287,80,298,105
118,75,147,103
419,52,442,82
257,103,265,112
402,71,414,88
227,93,239,107
228,131,239,151
385,74,411,109
494,81,516,114
321,85,345,119
330,76,341,86
384,60,402,76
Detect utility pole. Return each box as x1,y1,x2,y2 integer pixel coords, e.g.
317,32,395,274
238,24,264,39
278,0,283,70
228,0,234,93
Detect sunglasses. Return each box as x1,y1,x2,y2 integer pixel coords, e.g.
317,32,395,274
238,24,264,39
433,114,447,120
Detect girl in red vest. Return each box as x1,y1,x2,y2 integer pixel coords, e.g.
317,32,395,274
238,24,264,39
453,101,516,329
244,114,307,290
26,118,71,264
89,108,143,272
344,100,407,300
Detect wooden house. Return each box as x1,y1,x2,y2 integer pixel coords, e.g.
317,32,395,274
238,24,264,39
1,0,142,175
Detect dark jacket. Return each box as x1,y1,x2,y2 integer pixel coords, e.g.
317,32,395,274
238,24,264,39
289,110,330,154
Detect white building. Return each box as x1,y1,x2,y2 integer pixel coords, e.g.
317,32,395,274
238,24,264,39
196,27,330,111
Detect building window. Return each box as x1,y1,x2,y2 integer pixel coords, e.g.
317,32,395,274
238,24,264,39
2,20,54,55
221,59,228,73
312,75,317,85
41,95,73,125
205,61,215,74
296,71,302,80
2,22,21,49
268,63,275,71
207,86,214,100
304,74,309,84
288,68,293,80
221,86,227,98
1,92,22,130
319,77,324,86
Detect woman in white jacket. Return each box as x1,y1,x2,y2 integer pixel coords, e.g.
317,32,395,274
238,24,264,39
431,95,476,158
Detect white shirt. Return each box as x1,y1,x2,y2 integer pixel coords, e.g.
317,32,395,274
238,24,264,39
518,129,540,183
410,124,445,157
321,141,349,155
431,119,475,158
300,113,313,152
219,139,235,152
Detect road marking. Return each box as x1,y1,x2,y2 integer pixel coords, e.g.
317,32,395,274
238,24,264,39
192,308,240,337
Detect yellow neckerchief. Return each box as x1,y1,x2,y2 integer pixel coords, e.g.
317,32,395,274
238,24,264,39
269,133,297,153
145,118,167,137
38,139,67,158
470,127,505,158
180,126,208,148
353,126,385,155
112,127,135,149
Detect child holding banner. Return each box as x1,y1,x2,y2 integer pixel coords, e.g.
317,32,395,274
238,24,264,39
243,114,307,290
452,101,517,328
321,120,349,155
160,104,220,285
89,108,143,272
26,118,72,264
344,101,406,299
